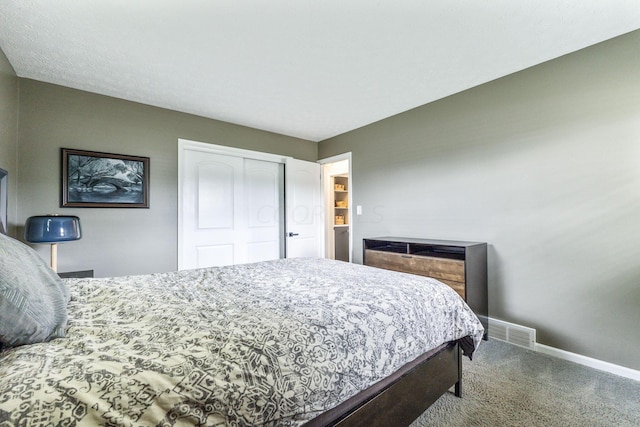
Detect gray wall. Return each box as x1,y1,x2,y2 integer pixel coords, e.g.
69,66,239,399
17,79,317,277
0,47,18,236
319,30,640,371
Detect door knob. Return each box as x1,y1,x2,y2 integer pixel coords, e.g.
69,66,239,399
288,232,300,237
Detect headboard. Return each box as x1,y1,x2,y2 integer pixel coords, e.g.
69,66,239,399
0,167,7,234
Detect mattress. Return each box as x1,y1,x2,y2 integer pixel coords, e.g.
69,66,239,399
0,257,484,426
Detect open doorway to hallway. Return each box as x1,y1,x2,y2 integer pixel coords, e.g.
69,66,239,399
320,153,352,262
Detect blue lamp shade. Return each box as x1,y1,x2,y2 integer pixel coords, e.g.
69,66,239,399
24,215,82,243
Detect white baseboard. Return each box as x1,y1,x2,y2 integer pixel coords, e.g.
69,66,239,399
488,317,640,382
535,343,640,382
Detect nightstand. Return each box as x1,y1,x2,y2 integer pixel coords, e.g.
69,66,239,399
58,270,94,279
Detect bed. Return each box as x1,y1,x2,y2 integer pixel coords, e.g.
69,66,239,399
0,232,484,426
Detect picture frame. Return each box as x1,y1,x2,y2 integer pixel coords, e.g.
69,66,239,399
61,148,150,208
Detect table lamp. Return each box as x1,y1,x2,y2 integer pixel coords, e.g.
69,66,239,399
24,215,81,272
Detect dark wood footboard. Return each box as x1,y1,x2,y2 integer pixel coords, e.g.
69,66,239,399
304,341,462,427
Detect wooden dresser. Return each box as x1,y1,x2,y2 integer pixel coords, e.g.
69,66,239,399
363,237,488,338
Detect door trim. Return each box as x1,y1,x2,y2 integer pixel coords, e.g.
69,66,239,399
179,139,291,163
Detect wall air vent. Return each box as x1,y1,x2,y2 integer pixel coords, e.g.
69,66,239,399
488,318,536,350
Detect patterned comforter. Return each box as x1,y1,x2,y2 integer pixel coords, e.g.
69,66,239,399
0,258,484,426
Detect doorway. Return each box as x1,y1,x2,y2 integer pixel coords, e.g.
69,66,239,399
320,153,352,262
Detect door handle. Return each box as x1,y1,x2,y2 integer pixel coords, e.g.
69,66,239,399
288,232,299,237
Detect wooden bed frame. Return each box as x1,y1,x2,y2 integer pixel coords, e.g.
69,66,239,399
304,341,462,426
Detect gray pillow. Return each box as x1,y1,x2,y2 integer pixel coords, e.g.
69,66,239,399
0,232,71,349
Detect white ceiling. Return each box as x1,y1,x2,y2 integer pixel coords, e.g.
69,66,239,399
1,1,639,142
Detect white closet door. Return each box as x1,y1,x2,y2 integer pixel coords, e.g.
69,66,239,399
180,150,281,269
285,158,323,258
244,158,283,263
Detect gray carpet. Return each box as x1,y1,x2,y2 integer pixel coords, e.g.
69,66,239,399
410,339,640,427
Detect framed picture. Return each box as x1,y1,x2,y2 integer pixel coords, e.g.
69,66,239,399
61,148,149,208
0,168,7,234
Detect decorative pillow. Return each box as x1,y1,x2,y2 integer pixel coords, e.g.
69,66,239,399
0,232,71,349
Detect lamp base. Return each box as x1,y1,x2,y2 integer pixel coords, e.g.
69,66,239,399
50,243,58,272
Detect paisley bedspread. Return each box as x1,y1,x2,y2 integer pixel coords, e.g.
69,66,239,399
0,258,484,426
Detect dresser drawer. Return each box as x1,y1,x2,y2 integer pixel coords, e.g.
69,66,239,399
438,280,465,299
365,250,465,297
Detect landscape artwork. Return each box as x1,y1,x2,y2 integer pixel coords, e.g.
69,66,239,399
61,148,149,208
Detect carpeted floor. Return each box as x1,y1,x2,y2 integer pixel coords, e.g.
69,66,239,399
410,339,640,427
